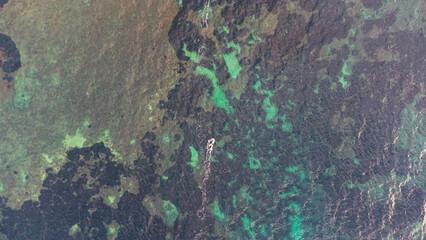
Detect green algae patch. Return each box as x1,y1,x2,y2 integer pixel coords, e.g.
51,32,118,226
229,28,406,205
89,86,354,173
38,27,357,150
346,180,355,189
289,215,303,240
194,66,233,114
82,120,90,127
227,178,236,187
232,195,237,208
13,67,40,110
360,0,424,31
396,99,425,163
98,129,122,160
285,166,306,180
281,115,292,132
286,202,303,240
227,41,241,54
282,121,292,131
253,80,261,90
314,86,319,94
249,155,261,169
280,186,301,199
219,26,230,34
224,52,242,79
188,146,199,168
211,200,227,222
354,158,360,165
107,196,115,205
105,221,120,239
182,43,199,63
339,61,350,89
248,30,262,45
241,215,256,239
239,186,253,202
330,82,337,91
323,165,336,177
68,223,81,237
162,200,179,227
63,131,86,149
162,134,171,144
260,225,267,237
285,166,298,173
224,41,242,79
256,84,283,124
263,97,278,121
300,171,305,180
13,91,31,110
99,129,111,144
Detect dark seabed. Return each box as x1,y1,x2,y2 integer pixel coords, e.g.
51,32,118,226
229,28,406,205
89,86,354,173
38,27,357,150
0,0,425,239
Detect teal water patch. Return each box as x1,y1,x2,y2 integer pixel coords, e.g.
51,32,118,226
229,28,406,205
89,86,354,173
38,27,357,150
194,66,233,114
